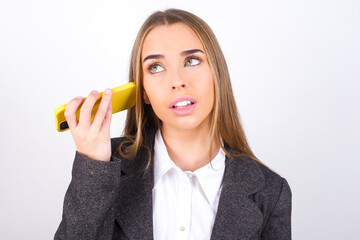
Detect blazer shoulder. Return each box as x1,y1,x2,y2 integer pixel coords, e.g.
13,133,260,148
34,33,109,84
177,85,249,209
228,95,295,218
233,155,289,192
251,161,292,238
253,160,291,197
257,161,287,185
249,160,292,224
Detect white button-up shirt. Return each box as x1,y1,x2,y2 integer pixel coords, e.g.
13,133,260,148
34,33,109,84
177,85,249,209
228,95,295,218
152,130,226,240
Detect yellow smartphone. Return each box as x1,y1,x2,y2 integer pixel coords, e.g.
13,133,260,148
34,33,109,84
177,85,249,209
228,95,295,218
54,82,136,132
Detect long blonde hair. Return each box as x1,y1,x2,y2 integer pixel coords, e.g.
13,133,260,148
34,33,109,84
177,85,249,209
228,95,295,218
119,8,261,169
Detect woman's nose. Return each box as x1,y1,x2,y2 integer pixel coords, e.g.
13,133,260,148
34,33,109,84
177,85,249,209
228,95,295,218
170,70,187,90
172,81,186,90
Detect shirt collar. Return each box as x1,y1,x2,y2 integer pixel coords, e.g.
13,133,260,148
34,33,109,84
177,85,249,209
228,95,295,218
153,129,226,203
190,147,226,204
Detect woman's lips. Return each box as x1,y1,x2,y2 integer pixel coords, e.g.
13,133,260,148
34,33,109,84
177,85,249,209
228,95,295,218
169,96,197,116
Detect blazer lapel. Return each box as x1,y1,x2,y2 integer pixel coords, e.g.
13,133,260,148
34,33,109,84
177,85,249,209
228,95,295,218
114,131,156,240
211,153,265,240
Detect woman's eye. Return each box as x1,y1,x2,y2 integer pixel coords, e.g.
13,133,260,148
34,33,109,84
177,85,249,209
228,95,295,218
185,58,200,66
149,64,164,73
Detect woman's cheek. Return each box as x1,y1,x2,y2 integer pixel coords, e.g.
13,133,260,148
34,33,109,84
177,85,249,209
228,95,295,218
148,93,166,117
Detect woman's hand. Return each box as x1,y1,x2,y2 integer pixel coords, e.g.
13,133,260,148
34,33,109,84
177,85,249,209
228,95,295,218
64,89,113,162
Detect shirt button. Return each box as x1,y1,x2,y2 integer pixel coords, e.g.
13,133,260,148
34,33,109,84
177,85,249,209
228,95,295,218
180,226,185,231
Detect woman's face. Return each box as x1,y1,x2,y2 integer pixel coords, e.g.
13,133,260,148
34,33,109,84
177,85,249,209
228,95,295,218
141,22,214,132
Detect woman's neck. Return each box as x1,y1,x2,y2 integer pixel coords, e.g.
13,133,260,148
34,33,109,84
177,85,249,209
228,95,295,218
160,121,220,172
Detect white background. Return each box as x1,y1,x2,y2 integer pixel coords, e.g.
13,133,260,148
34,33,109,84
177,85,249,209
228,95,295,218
1,0,359,239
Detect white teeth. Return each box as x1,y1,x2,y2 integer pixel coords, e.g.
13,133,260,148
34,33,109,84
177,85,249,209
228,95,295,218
174,100,192,108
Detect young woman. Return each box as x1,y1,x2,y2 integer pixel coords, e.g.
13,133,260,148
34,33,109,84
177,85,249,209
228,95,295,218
55,9,292,240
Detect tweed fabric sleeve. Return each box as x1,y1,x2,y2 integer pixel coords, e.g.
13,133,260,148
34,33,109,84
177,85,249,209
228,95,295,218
261,178,292,240
54,151,123,240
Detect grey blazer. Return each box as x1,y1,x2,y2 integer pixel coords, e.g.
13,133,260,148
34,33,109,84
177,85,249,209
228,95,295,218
55,130,292,240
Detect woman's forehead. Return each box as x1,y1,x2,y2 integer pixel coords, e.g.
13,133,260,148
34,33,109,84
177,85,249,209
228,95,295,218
141,22,204,58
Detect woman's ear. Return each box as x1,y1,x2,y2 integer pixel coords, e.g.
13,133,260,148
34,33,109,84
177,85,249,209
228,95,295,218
143,91,150,104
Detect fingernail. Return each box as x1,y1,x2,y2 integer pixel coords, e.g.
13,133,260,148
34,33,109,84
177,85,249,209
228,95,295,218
105,88,112,94
92,90,98,94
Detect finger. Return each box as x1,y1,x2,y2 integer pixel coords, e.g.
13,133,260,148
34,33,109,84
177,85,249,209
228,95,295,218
78,90,99,129
101,96,112,133
64,96,84,130
92,88,112,131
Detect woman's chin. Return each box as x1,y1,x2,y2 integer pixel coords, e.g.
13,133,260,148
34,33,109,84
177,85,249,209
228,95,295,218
162,116,210,132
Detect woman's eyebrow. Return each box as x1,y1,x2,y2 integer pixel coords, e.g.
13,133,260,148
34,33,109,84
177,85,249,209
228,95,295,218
143,54,163,63
143,49,204,63
180,48,204,56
